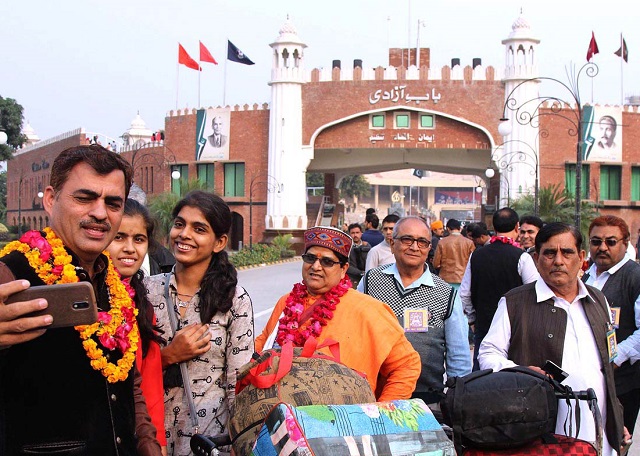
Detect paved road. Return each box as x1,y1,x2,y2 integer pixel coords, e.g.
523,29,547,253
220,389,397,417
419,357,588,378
238,259,302,335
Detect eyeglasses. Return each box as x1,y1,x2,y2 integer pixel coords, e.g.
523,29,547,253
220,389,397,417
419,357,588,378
394,236,431,249
301,253,342,268
589,237,626,247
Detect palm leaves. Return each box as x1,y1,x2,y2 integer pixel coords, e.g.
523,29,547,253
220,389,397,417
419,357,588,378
512,183,599,246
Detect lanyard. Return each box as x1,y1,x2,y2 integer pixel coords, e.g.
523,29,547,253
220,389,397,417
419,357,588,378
164,278,200,434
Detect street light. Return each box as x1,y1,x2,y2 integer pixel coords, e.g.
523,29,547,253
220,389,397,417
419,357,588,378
123,142,181,194
17,175,24,237
0,130,7,145
499,62,598,229
486,133,543,217
249,174,282,249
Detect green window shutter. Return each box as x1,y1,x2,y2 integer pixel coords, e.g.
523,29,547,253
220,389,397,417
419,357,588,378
631,167,640,201
197,164,214,190
420,114,434,128
235,163,245,197
224,163,246,197
600,165,621,200
565,165,576,197
371,114,385,128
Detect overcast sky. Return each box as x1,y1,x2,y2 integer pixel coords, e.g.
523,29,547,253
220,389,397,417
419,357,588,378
1,0,637,143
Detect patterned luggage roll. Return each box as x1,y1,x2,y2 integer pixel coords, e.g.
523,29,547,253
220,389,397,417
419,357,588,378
251,400,456,456
230,338,376,456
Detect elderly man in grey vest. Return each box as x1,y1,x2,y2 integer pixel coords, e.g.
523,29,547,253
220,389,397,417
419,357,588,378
583,215,640,438
479,222,627,456
359,216,471,410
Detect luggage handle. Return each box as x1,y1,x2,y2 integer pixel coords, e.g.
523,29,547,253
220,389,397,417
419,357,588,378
241,337,342,390
245,341,294,389
301,336,341,362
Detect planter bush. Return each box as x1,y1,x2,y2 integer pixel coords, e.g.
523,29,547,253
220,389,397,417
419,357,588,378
230,244,281,268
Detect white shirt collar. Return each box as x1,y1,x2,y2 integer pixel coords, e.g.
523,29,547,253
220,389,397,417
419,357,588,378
586,256,631,279
382,263,434,290
534,278,589,304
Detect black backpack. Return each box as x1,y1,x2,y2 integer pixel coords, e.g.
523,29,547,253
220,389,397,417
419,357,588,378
441,367,559,450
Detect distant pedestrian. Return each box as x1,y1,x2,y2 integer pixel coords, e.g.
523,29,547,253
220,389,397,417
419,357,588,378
362,213,384,247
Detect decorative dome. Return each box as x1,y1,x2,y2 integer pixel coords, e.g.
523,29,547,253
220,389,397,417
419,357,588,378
22,121,40,145
121,112,153,147
272,17,305,46
503,12,539,43
511,15,531,33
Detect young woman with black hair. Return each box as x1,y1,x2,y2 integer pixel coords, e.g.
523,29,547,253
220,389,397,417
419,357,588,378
145,191,254,456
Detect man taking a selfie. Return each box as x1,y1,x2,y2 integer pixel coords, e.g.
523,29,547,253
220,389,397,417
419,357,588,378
0,145,160,455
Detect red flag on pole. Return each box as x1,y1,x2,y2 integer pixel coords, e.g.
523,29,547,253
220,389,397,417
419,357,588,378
614,35,629,62
586,32,599,62
178,44,201,71
199,41,218,64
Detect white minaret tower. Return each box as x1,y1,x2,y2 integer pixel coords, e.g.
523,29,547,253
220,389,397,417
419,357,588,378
499,13,540,205
266,18,308,230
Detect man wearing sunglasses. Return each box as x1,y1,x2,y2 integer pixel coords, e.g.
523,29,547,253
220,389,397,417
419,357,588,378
255,226,421,401
583,215,640,437
358,216,471,411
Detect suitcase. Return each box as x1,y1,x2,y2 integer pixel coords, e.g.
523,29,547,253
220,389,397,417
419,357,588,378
463,434,597,455
250,399,456,456
457,389,602,456
230,338,376,456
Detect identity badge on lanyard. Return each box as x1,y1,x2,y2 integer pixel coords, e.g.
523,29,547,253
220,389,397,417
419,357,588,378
404,308,430,332
606,322,618,363
610,306,621,329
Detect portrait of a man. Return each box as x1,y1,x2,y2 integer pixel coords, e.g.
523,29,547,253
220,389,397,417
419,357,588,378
597,115,617,150
586,107,622,163
196,108,231,161
207,116,228,148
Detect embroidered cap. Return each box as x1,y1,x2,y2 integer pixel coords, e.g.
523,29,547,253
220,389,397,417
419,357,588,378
304,226,352,259
430,220,443,230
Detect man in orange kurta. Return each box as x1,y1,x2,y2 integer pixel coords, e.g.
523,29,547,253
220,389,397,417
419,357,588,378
256,226,421,401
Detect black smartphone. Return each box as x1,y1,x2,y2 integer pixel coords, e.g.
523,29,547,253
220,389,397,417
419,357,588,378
5,282,98,328
542,359,569,382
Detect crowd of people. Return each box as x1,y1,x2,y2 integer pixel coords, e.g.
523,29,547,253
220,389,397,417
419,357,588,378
0,144,636,455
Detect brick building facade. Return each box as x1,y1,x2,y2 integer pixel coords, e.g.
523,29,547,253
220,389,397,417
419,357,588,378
6,14,640,249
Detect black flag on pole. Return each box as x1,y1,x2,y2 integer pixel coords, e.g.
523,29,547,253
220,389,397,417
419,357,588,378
227,40,255,65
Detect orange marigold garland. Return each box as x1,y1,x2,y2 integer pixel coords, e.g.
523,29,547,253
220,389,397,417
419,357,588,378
0,228,138,383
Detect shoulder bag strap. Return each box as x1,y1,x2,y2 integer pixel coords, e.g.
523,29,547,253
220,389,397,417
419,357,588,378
164,278,200,434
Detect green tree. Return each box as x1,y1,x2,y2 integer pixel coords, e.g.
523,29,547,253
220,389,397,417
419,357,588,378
306,172,324,188
512,183,599,245
339,174,370,199
0,96,27,160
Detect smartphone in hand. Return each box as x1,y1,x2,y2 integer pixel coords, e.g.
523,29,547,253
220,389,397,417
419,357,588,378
5,282,98,328
542,359,569,382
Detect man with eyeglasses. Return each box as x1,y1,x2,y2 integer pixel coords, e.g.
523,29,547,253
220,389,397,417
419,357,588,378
358,216,471,412
255,226,421,401
479,223,627,456
583,215,640,437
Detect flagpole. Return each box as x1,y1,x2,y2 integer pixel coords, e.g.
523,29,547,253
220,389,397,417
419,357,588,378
198,63,201,108
223,43,228,106
176,62,180,110
620,33,624,106
407,0,411,67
